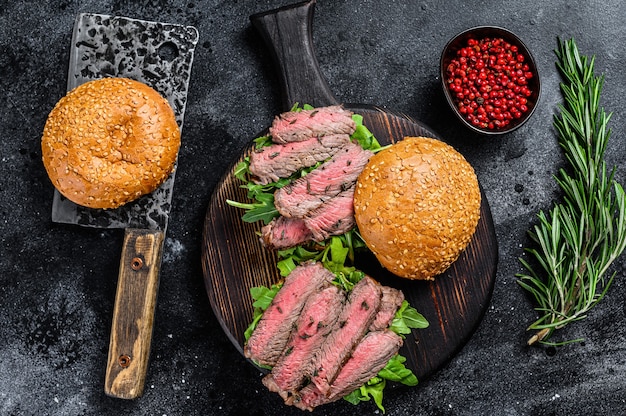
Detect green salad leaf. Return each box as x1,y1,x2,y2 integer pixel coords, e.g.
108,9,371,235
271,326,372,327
378,354,418,386
244,283,282,342
344,354,418,413
352,113,382,151
389,300,430,336
344,376,386,412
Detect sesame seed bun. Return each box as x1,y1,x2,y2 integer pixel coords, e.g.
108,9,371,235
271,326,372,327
41,77,180,209
354,136,481,280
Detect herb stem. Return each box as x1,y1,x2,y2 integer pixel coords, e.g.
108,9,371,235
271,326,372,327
226,199,257,210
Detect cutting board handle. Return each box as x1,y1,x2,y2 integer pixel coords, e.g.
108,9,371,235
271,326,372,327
104,228,164,399
250,0,339,111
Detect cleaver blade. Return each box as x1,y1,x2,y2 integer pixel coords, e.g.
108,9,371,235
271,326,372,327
52,13,198,399
52,13,198,231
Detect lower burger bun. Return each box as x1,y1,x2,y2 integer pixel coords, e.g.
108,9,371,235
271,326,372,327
354,136,481,280
41,77,180,209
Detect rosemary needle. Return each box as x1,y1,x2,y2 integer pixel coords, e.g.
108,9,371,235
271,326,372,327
517,38,626,346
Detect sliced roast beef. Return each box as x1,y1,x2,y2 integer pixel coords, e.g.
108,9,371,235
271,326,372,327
369,286,405,331
303,188,356,241
292,330,403,410
274,142,373,218
309,276,383,395
261,188,355,250
261,216,313,250
263,285,346,398
244,262,335,367
249,134,351,185
270,105,356,144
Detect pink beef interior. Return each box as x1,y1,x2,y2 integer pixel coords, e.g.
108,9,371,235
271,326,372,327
309,276,383,395
249,133,351,185
269,105,356,144
244,262,334,367
293,329,403,410
264,285,345,395
274,142,373,218
303,187,356,241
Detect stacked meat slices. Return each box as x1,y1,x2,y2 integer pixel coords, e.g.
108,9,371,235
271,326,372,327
248,106,374,249
245,262,406,411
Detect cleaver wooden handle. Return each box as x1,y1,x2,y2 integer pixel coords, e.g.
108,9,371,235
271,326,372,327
104,228,165,399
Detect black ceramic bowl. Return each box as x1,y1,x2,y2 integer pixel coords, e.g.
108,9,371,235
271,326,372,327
440,26,541,135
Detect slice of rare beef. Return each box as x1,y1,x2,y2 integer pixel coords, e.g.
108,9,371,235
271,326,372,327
303,187,356,242
261,188,356,250
293,330,403,410
263,285,345,399
369,286,405,331
260,216,312,250
244,262,335,367
309,276,383,395
270,105,356,144
249,134,351,185
274,142,373,218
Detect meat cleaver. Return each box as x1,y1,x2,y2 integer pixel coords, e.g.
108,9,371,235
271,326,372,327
51,13,198,399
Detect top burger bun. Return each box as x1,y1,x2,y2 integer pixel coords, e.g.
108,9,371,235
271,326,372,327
41,77,180,209
354,136,481,280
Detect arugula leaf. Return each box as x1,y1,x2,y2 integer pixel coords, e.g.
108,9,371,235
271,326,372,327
343,388,367,405
243,283,282,342
344,377,386,412
253,135,273,149
389,300,429,336
241,202,278,224
250,285,280,310
276,257,297,277
377,354,418,386
243,313,263,342
351,113,382,152
323,236,350,272
227,191,278,225
233,159,250,182
276,245,322,276
289,102,315,112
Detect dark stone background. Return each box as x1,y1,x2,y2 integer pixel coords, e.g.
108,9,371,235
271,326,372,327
1,1,625,415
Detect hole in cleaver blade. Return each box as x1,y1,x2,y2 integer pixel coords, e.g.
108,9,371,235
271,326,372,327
50,13,199,231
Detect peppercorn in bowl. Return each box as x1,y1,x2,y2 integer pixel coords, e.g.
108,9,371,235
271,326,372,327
440,26,541,135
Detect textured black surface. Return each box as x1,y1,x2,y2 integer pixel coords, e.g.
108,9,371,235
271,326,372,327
2,1,626,415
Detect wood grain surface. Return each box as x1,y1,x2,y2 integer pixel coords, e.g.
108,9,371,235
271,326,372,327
105,228,164,399
201,0,498,383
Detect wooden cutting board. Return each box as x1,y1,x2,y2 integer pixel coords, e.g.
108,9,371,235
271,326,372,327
201,0,498,383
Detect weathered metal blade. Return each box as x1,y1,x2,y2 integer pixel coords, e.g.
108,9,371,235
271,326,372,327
51,13,198,231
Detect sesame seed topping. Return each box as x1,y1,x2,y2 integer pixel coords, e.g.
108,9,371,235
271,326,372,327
353,136,481,280
41,77,180,209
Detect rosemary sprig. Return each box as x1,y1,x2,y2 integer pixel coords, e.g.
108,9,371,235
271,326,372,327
517,38,626,346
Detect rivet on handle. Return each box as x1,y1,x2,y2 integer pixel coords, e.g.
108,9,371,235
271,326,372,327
118,354,132,368
131,257,144,271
